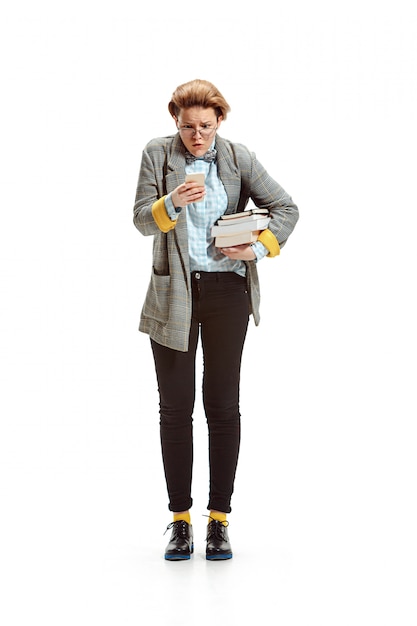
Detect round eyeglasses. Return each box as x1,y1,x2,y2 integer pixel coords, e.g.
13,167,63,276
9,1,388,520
177,125,218,139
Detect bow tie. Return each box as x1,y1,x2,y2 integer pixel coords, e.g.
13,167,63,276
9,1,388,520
185,149,217,164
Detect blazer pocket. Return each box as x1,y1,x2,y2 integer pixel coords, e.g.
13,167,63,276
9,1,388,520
153,266,169,277
143,271,171,323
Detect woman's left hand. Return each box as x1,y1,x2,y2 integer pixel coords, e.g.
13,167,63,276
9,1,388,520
219,244,256,261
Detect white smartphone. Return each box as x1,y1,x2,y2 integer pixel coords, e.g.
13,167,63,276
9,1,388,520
185,173,205,186
185,173,205,203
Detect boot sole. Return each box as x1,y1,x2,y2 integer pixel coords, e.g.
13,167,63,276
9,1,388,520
206,553,233,560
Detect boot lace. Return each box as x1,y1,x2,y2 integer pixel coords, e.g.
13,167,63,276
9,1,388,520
205,517,229,541
164,520,189,537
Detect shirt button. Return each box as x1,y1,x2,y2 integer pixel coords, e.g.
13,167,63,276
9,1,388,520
195,272,201,279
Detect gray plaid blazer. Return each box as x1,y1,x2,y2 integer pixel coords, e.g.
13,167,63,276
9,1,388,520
133,133,299,352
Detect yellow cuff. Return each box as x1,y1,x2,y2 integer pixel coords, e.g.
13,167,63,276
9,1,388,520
151,196,177,233
258,228,280,257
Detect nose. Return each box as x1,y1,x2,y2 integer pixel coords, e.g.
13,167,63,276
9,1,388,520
193,128,203,137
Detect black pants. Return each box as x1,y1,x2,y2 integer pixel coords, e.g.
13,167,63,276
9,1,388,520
151,271,250,513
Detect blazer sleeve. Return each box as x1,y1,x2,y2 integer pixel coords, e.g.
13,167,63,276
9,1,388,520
251,157,298,252
235,144,299,254
133,142,176,236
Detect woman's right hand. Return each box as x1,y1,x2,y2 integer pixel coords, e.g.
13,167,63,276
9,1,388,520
171,182,205,208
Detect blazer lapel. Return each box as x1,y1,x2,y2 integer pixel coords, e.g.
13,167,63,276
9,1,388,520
166,134,187,194
163,135,190,270
215,136,243,214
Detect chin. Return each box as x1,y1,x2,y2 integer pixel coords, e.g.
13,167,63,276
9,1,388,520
191,145,206,154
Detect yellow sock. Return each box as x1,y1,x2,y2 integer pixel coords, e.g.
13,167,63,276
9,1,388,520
173,511,191,525
209,511,227,526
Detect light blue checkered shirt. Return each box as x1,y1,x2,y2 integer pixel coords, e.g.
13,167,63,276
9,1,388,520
164,142,268,275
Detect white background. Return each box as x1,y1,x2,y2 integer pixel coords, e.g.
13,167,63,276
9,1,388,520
1,1,416,624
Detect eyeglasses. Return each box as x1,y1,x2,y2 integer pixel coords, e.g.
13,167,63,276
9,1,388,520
177,125,218,139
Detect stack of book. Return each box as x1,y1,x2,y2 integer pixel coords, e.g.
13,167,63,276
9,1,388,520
211,208,270,247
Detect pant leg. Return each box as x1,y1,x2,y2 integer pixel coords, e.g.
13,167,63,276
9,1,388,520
150,320,199,512
197,273,250,513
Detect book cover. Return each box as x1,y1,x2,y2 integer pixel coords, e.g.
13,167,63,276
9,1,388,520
211,216,270,236
214,230,261,247
219,207,269,221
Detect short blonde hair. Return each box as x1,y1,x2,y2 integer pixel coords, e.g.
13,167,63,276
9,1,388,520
168,79,231,120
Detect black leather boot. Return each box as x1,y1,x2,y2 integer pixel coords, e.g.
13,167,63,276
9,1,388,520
164,521,194,560
206,519,233,560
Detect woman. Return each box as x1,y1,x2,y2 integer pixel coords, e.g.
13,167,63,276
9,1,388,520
133,79,299,560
